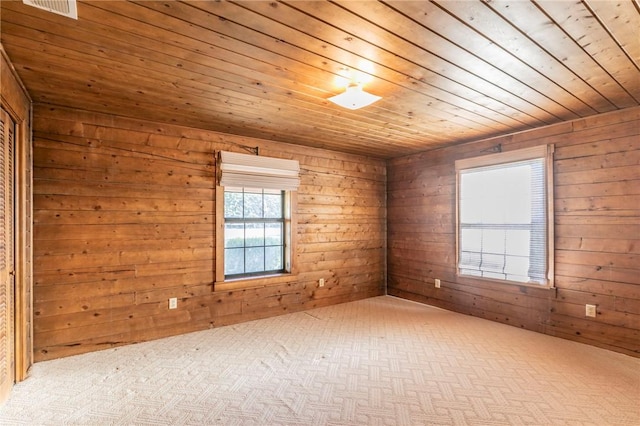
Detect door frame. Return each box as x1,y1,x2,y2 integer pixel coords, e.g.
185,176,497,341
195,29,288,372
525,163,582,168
1,46,33,386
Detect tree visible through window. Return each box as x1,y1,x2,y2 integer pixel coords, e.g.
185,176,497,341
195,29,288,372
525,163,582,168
455,145,554,286
223,187,285,278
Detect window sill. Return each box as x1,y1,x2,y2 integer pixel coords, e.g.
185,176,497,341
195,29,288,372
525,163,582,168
457,274,555,291
214,273,298,292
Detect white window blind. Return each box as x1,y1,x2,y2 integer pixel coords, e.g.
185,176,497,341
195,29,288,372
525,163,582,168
456,146,552,286
218,151,300,191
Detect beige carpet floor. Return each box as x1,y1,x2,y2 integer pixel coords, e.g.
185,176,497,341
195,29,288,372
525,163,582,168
1,296,638,425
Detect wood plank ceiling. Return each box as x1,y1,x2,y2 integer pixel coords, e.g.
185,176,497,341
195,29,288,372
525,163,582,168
1,0,639,158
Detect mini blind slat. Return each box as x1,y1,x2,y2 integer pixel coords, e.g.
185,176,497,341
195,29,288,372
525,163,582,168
219,151,300,191
0,114,6,271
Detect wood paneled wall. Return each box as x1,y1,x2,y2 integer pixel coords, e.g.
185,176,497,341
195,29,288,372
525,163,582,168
32,105,385,361
387,107,640,357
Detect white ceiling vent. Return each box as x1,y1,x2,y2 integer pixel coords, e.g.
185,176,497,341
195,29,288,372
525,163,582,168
23,0,78,20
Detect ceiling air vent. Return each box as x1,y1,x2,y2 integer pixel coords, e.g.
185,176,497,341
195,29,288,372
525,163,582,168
23,0,78,19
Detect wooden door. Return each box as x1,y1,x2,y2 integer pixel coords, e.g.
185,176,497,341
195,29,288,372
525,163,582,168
0,107,15,402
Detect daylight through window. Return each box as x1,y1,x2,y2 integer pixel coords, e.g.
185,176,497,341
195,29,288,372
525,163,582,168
455,145,554,286
224,187,286,278
216,151,299,287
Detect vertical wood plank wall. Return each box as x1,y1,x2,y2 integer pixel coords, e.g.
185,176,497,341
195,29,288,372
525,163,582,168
387,107,639,356
32,105,385,361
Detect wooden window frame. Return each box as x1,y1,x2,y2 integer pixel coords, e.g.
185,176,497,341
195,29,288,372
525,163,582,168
455,145,555,288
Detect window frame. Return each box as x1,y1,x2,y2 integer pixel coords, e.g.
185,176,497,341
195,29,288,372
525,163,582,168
223,187,286,279
214,184,297,292
455,145,555,288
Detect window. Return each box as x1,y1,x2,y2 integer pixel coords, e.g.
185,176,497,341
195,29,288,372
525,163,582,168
224,187,287,279
455,145,554,286
215,151,299,291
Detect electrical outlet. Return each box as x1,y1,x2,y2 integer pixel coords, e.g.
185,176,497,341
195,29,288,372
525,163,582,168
585,304,597,318
435,279,441,288
169,297,178,309
319,278,325,287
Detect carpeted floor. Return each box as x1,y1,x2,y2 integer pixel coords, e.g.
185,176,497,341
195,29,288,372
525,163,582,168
1,296,638,425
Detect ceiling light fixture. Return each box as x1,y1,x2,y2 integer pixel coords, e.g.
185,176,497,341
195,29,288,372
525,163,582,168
328,83,381,110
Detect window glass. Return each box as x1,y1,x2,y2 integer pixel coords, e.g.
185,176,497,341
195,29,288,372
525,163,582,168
245,247,265,273
223,188,285,279
265,223,283,245
265,246,283,271
224,248,244,276
245,223,264,247
243,191,264,219
264,192,283,218
224,223,244,248
224,190,243,218
456,148,552,286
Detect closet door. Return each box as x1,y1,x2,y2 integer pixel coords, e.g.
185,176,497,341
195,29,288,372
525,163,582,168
0,107,15,402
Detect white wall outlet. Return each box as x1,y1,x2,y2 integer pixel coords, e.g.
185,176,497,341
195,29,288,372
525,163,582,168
585,304,597,318
319,278,325,287
169,297,178,309
435,279,441,288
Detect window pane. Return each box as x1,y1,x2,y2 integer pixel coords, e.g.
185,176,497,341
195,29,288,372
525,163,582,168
483,229,506,255
461,229,482,252
225,248,244,275
504,255,529,277
245,247,264,273
224,223,244,248
502,165,531,224
458,153,549,285
459,172,485,224
461,165,532,225
481,253,505,275
245,223,265,247
506,230,530,257
265,246,283,270
460,251,480,271
265,223,283,245
223,187,287,278
264,193,283,218
244,191,263,218
224,191,243,218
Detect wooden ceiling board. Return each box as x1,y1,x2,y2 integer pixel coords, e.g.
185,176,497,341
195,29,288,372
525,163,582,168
227,1,523,141
340,0,568,122
78,5,353,126
143,0,524,150
377,1,573,124
585,0,640,64
135,1,455,141
7,4,420,152
185,0,510,141
433,1,603,116
1,0,638,159
289,0,554,126
486,0,634,109
539,1,640,104
88,1,454,151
